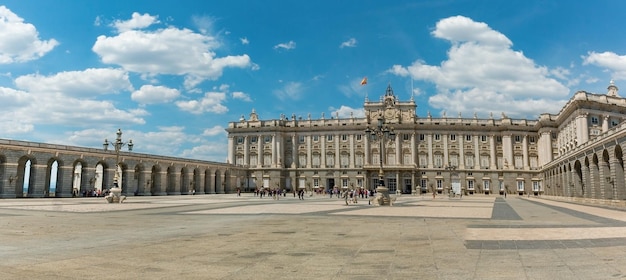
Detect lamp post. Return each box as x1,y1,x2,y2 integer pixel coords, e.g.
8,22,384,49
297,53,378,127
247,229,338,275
365,116,395,205
103,128,133,203
445,163,457,197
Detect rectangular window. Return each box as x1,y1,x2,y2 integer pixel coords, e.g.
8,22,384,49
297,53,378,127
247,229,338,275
250,136,258,143
341,134,348,141
434,154,443,168
483,180,490,190
419,134,425,141
450,134,456,141
313,135,319,142
517,180,525,191
481,135,487,142
236,137,243,144
264,136,271,143
529,136,535,143
327,135,333,141
403,134,410,141
591,116,599,125
250,155,257,166
533,181,540,191
434,134,441,141
465,135,472,141
356,134,362,141
419,155,427,167
298,135,305,143
313,178,319,188
355,154,363,167
342,179,348,188
467,180,474,190
403,153,412,165
514,135,521,142
299,154,306,167
436,179,443,190
263,154,272,166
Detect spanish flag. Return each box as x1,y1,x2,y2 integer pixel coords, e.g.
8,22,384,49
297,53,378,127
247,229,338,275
360,77,367,85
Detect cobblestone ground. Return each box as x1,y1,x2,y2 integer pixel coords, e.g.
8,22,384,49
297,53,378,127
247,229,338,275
1,194,626,279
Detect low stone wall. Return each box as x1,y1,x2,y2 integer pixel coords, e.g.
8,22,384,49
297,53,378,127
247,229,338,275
540,195,626,209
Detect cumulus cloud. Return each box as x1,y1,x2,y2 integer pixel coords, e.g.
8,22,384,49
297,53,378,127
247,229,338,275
0,6,58,64
14,68,132,96
330,105,365,118
202,125,225,136
273,81,303,100
232,91,251,102
583,51,626,80
131,84,180,104
93,16,253,87
111,12,159,33
389,15,569,118
339,38,357,48
176,91,227,114
274,40,296,50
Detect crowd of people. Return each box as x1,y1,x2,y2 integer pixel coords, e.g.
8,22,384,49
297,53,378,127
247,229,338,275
251,187,376,204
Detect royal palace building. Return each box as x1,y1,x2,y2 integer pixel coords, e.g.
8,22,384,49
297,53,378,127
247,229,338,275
226,81,626,200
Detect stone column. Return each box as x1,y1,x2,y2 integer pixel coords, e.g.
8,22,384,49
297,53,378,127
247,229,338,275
459,134,465,169
427,134,433,168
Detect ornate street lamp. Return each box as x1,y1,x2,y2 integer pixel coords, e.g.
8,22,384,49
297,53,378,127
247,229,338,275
365,116,395,205
103,129,133,203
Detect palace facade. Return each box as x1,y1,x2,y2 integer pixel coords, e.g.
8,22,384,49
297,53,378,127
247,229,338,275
226,82,626,199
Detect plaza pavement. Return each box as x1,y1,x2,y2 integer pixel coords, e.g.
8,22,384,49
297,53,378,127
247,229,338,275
1,193,626,279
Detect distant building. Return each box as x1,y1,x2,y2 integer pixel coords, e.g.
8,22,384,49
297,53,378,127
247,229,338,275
226,81,626,199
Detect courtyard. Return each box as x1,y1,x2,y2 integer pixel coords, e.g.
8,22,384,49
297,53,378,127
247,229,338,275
1,193,626,279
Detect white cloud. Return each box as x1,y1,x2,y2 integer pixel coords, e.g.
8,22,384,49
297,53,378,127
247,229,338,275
93,23,252,85
14,68,132,97
131,84,180,104
112,12,159,33
330,105,365,118
0,6,58,64
240,37,249,45
232,91,251,102
192,15,217,35
339,38,357,48
274,40,296,50
583,51,626,80
389,15,569,118
202,125,226,136
273,81,303,100
176,91,227,114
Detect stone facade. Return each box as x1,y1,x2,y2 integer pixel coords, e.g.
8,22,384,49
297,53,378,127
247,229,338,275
226,82,626,200
0,140,245,198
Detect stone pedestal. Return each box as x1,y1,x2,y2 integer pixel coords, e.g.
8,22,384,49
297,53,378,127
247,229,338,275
372,186,394,206
105,187,126,203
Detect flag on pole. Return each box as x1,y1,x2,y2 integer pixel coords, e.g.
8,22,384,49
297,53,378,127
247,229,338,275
360,77,367,85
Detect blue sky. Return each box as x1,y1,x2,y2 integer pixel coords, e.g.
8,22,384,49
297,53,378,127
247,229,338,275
1,1,626,162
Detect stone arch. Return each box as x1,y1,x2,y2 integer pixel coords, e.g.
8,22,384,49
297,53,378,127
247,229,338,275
574,160,583,197
180,167,189,194
150,164,163,195
602,149,612,199
166,166,176,195
192,167,201,195
591,153,600,198
72,160,88,197
0,153,7,197
617,144,626,200
132,164,145,196
214,169,222,193
45,157,63,197
17,155,36,198
204,168,213,194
